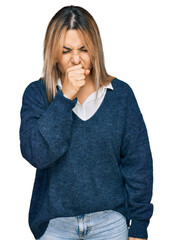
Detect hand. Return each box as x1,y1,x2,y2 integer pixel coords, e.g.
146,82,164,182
61,64,90,100
129,238,147,240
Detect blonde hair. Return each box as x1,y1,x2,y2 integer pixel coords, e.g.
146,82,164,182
42,5,115,103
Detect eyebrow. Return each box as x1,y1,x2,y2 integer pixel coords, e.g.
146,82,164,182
63,46,85,50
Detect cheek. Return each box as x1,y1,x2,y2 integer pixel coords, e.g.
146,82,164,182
86,57,92,68
57,59,67,74
82,55,91,67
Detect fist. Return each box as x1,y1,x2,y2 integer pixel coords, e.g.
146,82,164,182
61,64,90,100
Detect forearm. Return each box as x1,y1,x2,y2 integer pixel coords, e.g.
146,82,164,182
120,84,153,239
20,83,77,169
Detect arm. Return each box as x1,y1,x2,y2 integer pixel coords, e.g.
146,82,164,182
120,85,153,239
19,80,77,169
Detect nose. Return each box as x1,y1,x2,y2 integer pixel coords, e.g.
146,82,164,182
71,51,81,65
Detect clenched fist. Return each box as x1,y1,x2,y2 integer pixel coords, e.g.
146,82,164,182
61,64,90,100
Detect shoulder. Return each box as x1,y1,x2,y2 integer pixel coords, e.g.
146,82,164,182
21,78,48,106
111,78,143,119
22,78,46,98
110,77,135,98
23,78,45,95
110,77,140,112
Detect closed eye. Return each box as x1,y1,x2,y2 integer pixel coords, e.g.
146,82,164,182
62,49,88,54
62,51,70,54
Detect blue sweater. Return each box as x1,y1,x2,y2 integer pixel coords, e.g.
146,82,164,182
19,77,153,239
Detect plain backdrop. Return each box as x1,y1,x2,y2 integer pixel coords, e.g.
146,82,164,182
0,0,172,239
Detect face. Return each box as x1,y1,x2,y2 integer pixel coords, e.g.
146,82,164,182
57,29,92,76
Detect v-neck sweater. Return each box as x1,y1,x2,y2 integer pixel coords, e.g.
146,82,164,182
56,77,114,121
19,77,153,239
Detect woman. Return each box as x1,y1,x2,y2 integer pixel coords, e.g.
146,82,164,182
19,5,153,240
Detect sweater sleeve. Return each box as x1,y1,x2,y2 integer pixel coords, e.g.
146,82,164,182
120,85,154,239
19,81,77,169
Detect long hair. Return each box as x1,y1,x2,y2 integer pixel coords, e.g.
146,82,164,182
42,5,115,103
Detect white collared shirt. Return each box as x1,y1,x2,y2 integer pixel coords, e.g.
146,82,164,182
57,78,114,121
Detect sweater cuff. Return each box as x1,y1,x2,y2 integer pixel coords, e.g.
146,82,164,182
128,219,149,239
55,89,77,111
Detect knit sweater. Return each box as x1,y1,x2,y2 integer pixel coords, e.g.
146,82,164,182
56,77,114,120
19,77,153,239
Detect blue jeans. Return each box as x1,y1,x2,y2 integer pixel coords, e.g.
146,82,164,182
37,210,128,240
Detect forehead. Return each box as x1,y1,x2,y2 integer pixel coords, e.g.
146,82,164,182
63,29,85,48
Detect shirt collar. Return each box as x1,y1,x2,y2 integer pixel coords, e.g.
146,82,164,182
56,78,114,105
56,78,114,91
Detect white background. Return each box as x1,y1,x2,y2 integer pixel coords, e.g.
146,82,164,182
0,0,172,239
